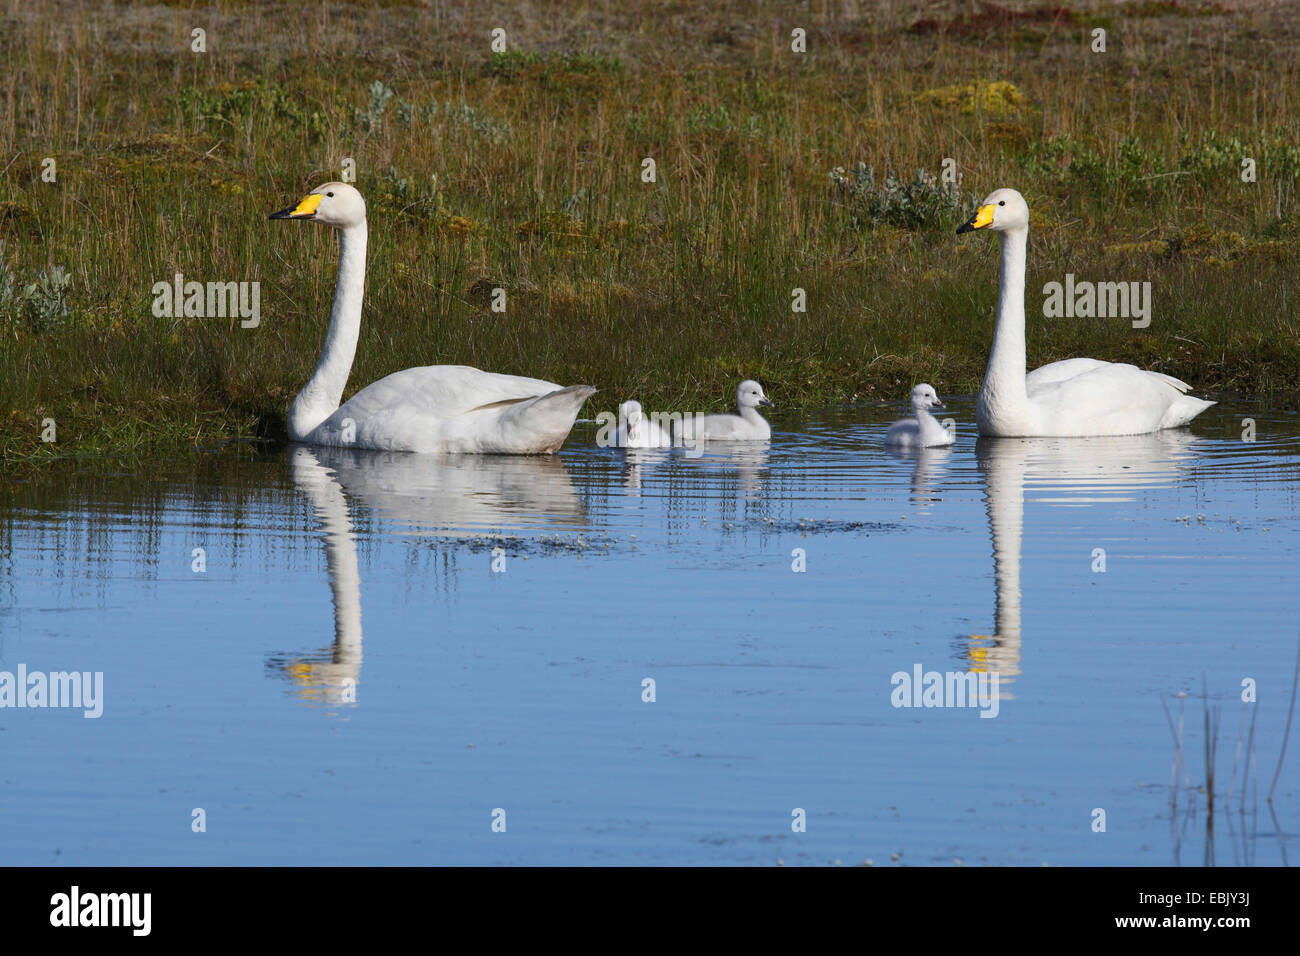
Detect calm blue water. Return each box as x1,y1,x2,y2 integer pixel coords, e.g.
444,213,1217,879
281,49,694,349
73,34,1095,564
1,399,1297,865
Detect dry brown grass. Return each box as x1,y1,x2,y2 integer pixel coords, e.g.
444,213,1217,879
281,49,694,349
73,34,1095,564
1,0,1298,466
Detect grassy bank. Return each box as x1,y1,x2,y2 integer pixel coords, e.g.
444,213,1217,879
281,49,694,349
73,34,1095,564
2,0,1299,470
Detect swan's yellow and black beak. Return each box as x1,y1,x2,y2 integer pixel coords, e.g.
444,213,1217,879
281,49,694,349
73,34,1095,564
269,193,323,221
956,204,996,234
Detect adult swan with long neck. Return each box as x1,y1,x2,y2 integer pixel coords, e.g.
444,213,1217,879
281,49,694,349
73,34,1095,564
957,188,1213,437
269,183,595,453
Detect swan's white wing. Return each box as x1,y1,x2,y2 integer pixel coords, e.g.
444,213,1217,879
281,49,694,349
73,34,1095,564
343,365,563,419
1028,357,1192,394
1025,357,1111,388
1026,361,1210,435
306,365,593,453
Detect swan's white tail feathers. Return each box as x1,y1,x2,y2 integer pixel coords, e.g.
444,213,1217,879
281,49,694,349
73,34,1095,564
1162,394,1216,429
1146,368,1215,428
501,385,597,453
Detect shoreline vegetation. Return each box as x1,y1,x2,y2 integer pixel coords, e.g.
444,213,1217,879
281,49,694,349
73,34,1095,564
2,0,1298,473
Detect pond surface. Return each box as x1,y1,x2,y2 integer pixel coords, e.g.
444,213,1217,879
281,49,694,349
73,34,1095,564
2,399,1298,866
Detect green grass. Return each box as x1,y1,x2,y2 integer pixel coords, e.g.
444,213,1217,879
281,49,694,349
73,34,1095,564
2,0,1298,472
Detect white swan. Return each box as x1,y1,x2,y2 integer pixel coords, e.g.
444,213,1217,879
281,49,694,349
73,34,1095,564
884,384,953,448
957,188,1214,437
269,183,596,454
614,400,671,448
674,379,773,443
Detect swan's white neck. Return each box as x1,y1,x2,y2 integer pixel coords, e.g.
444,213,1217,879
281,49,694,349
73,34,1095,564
977,226,1031,430
913,402,947,442
738,405,765,425
289,222,367,441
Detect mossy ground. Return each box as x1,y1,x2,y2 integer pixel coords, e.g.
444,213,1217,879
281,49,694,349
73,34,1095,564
2,0,1297,475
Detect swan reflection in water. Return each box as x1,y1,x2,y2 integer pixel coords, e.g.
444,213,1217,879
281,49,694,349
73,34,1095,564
272,446,586,706
969,430,1199,698
672,441,771,498
619,446,670,496
619,441,771,499
885,444,953,512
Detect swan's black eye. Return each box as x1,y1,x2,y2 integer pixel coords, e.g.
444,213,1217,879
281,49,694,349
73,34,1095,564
327,192,335,197
998,200,1005,206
